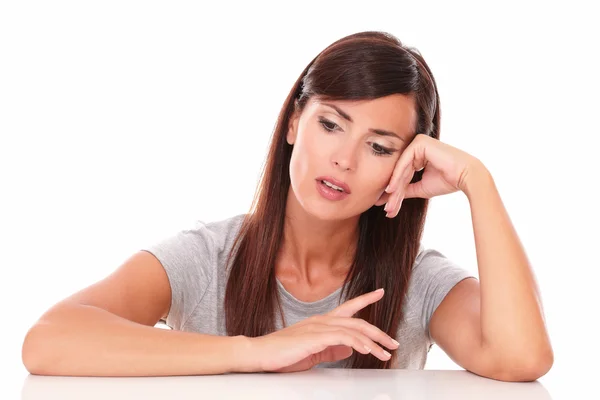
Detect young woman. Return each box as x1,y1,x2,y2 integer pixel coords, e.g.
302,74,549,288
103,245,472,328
21,31,553,381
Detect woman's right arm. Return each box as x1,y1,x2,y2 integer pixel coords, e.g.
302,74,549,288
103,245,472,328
22,249,398,376
21,250,253,376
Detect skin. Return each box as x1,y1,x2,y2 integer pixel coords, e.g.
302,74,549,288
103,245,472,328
20,94,553,381
277,94,417,302
276,93,554,381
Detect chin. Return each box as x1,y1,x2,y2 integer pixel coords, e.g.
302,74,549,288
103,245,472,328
307,201,368,222
303,204,341,221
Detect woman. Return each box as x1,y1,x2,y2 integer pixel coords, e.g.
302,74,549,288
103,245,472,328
21,31,553,381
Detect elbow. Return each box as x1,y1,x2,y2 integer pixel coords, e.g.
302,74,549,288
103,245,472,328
22,325,53,375
491,347,554,382
22,327,38,374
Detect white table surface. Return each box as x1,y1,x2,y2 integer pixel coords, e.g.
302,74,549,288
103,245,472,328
20,369,552,399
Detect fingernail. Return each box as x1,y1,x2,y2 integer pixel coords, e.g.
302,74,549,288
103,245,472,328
364,345,372,353
391,338,399,346
385,185,392,193
376,288,384,293
383,350,391,358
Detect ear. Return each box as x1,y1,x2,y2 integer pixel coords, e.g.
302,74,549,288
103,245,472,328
286,108,300,145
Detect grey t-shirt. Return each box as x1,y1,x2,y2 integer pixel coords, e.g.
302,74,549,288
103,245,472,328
140,213,476,369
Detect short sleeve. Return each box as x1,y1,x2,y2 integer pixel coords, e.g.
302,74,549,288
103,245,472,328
408,245,478,345
140,220,216,330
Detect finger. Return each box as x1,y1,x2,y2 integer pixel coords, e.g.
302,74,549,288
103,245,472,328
386,136,429,195
391,197,403,218
385,168,411,216
307,330,370,357
391,165,420,217
320,315,399,350
389,189,405,218
317,327,392,361
327,288,385,318
405,180,424,199
317,345,354,364
385,145,415,194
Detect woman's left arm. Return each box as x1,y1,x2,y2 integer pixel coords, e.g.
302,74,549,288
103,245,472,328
382,135,554,382
460,163,553,379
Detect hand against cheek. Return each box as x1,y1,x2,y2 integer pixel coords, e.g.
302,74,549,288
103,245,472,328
380,134,483,218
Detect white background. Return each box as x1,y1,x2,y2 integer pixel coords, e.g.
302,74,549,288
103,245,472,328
1,1,598,398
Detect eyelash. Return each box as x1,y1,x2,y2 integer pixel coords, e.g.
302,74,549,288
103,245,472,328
318,117,393,156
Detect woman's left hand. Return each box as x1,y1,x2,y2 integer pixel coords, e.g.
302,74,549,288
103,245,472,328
382,134,485,218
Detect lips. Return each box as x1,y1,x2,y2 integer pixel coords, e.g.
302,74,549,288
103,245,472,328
315,176,351,194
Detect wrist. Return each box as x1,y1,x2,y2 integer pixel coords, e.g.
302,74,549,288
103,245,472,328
232,335,260,373
462,161,494,200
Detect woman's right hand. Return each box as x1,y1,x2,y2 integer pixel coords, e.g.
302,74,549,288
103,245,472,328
244,288,400,373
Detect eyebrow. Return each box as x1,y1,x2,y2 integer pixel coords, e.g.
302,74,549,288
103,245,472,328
320,103,406,142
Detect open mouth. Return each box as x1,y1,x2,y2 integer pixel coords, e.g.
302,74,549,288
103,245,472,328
320,180,345,193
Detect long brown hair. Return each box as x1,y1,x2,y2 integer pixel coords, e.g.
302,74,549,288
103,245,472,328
224,31,441,369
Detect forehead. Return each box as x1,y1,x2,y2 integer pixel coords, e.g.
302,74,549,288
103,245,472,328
308,94,417,137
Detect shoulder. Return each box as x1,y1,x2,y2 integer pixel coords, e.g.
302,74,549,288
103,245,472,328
141,213,247,275
203,214,247,246
409,243,473,288
139,213,248,328
166,213,246,251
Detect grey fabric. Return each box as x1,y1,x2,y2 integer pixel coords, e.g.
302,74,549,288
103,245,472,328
141,213,477,369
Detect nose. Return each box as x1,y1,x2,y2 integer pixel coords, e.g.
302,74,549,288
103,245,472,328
331,141,358,171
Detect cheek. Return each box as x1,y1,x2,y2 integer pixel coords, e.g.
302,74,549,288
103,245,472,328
358,162,396,196
291,129,396,192
305,129,331,158
288,135,315,188
292,130,328,170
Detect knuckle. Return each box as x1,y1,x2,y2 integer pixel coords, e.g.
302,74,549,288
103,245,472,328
357,318,378,334
356,318,371,329
332,328,346,336
337,329,354,341
312,314,325,323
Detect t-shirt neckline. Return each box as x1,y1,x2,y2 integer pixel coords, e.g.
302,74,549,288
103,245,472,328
275,277,344,307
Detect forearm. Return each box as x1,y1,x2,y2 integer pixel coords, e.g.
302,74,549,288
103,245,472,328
463,165,553,366
22,303,253,376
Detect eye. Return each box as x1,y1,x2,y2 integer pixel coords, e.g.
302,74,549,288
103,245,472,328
318,117,338,132
371,143,393,157
318,117,395,157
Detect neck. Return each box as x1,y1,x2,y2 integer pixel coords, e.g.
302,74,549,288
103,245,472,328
277,186,359,284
